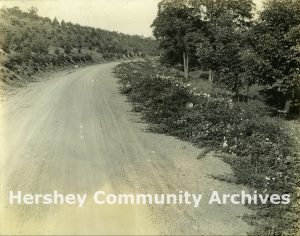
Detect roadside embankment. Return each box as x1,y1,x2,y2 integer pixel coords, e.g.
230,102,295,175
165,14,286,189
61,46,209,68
114,59,300,235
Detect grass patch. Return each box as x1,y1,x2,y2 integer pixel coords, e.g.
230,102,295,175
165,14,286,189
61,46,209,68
114,60,300,235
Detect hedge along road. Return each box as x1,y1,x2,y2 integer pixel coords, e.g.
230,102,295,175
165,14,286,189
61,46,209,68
0,62,253,235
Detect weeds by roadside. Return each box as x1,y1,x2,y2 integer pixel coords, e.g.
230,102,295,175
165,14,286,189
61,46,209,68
114,60,300,235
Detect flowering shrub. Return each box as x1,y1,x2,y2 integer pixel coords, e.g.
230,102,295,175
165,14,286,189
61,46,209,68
114,60,300,235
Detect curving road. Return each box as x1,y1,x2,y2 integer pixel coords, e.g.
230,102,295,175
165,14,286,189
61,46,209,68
0,62,252,235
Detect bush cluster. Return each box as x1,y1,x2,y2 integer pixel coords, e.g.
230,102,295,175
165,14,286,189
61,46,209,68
114,60,300,235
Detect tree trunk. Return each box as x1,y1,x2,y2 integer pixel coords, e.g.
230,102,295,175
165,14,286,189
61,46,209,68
208,69,213,82
186,52,189,79
247,84,250,102
236,91,240,102
183,51,189,80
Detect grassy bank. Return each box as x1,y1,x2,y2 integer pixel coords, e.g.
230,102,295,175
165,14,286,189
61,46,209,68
114,60,300,235
0,54,125,91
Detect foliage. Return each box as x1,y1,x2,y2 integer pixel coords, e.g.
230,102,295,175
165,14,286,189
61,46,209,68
151,0,205,79
115,60,300,235
249,0,300,107
194,0,255,95
152,0,300,108
0,7,158,81
152,0,255,92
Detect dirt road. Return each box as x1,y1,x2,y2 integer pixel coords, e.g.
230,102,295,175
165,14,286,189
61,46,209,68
0,62,252,235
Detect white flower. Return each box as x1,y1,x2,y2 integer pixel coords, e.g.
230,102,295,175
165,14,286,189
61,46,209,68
265,177,270,180
186,103,194,108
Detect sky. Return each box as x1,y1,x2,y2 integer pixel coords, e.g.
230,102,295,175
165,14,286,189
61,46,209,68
0,0,264,37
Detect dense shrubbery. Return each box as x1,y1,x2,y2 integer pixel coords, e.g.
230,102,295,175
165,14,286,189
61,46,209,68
114,60,300,235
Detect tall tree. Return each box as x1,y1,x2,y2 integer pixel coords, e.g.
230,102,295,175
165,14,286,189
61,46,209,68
194,0,255,96
61,20,66,29
28,7,38,17
52,17,60,27
151,0,204,79
248,0,300,107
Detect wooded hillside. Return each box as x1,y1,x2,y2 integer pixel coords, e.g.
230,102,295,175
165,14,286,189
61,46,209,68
0,7,158,86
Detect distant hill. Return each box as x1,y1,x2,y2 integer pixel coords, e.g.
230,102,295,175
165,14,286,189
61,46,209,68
0,7,158,87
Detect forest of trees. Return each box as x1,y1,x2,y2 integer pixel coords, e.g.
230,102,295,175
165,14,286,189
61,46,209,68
151,0,300,108
0,6,158,83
